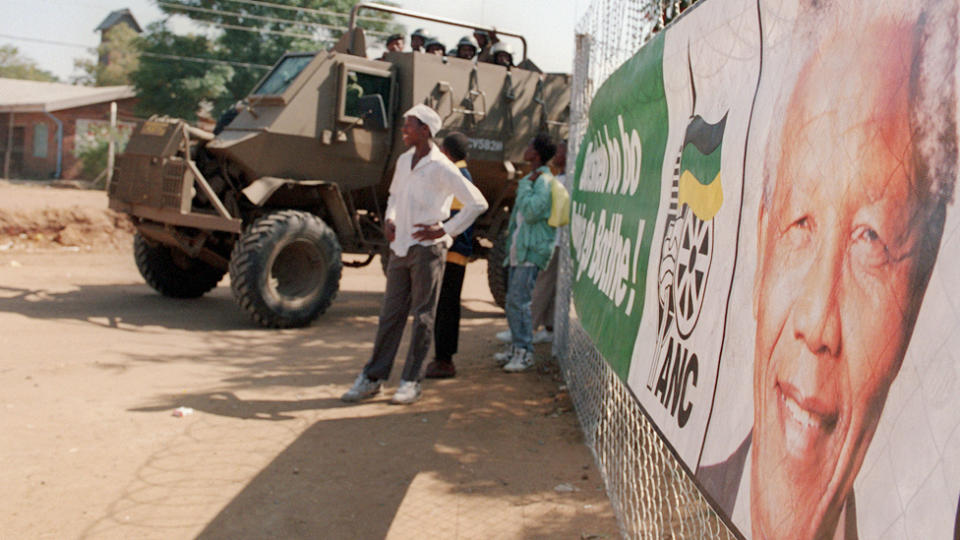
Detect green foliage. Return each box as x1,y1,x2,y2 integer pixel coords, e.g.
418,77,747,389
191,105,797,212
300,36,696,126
77,141,110,182
130,0,401,119
73,24,141,87
0,44,59,82
131,22,234,120
74,122,133,184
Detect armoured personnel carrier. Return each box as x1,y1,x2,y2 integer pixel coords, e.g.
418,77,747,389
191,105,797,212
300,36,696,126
108,2,570,327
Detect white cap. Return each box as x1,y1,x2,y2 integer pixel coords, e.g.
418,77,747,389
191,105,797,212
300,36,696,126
403,104,442,137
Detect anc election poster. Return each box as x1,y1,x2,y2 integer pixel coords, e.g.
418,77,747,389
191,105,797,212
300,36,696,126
569,0,960,538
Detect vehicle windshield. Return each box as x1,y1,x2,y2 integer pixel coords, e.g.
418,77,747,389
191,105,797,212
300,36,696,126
253,54,315,95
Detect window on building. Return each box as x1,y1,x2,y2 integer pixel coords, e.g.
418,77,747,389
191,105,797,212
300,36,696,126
33,123,48,158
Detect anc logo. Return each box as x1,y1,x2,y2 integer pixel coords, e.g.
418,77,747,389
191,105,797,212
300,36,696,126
677,116,725,222
646,112,726,392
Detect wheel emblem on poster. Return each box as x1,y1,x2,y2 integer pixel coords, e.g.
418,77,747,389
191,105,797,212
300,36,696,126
672,206,712,338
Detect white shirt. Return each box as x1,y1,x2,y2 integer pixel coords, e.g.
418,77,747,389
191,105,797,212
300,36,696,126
385,144,488,257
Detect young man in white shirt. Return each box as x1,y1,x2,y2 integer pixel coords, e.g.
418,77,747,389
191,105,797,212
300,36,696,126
342,104,488,404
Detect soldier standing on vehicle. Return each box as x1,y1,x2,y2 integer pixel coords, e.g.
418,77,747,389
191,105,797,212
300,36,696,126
424,36,446,56
474,29,498,62
380,33,405,60
341,105,488,405
426,132,475,379
385,33,404,53
491,41,514,67
454,35,479,60
410,28,428,52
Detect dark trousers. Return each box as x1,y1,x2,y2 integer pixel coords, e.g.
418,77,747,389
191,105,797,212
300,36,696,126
433,261,466,363
363,244,446,382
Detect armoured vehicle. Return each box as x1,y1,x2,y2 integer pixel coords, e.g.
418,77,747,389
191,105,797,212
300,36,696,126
108,2,570,327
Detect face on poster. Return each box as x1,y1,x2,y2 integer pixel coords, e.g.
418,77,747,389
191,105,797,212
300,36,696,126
697,1,960,539
570,0,960,538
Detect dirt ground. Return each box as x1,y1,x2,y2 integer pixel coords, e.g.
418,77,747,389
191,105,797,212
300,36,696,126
0,180,619,539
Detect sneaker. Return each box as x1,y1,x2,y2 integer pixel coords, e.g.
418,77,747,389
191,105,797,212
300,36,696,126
496,329,512,343
503,348,535,372
494,345,516,366
390,380,422,404
341,373,381,402
425,359,456,379
532,329,554,344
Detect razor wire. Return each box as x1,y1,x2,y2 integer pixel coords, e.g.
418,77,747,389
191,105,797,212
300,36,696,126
555,1,737,538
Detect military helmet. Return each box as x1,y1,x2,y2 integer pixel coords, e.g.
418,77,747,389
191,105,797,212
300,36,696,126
491,41,513,56
424,36,446,53
457,35,479,50
491,41,514,64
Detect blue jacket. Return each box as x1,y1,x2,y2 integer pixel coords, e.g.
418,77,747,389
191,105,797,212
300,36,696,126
446,162,475,261
504,165,555,270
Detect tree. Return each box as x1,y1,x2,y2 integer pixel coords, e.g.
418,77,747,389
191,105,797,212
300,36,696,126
130,22,234,121
73,24,141,86
130,0,401,119
0,45,59,82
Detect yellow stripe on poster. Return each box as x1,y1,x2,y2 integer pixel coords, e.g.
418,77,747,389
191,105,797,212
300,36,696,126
677,170,723,221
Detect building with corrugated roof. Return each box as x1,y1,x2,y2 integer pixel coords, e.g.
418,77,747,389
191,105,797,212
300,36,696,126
0,78,138,180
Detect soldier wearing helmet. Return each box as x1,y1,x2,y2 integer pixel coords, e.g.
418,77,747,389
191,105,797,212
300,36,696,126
474,28,499,63
410,28,427,52
424,36,446,56
491,41,514,67
380,33,405,59
455,35,479,60
385,33,404,52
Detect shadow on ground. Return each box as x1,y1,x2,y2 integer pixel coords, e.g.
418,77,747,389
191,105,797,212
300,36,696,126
0,283,500,333
184,368,611,539
3,278,614,538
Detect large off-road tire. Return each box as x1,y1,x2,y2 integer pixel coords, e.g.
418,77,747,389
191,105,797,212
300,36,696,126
229,210,342,328
133,232,226,298
486,228,509,308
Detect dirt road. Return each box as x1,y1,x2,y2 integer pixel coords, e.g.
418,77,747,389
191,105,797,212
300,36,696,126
0,181,618,539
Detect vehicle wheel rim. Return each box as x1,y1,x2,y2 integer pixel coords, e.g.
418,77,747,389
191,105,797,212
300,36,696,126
268,239,326,303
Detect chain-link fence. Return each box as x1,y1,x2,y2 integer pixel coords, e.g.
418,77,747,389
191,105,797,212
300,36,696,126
554,1,737,538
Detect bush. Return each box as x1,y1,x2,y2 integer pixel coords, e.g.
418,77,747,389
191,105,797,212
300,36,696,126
73,121,132,186
77,140,110,183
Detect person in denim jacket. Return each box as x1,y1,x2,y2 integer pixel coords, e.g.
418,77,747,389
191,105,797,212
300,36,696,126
496,133,557,372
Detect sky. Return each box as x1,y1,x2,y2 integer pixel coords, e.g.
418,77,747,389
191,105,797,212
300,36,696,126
2,0,590,83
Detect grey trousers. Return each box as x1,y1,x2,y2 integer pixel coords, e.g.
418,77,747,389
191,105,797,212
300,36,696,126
363,243,447,382
531,246,558,330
